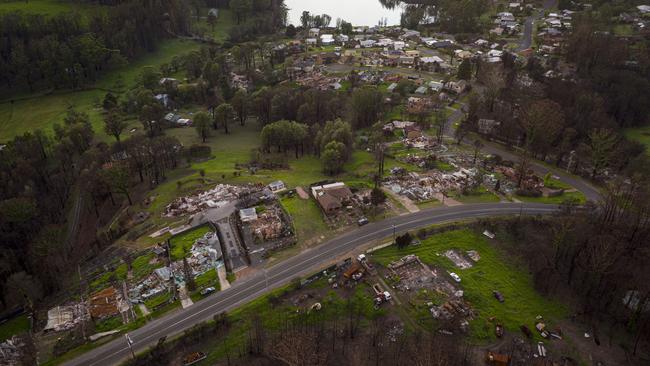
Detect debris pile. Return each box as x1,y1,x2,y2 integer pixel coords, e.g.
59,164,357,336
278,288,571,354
444,250,474,269
43,304,89,332
495,166,543,191
0,336,25,366
385,168,478,201
249,205,287,241
130,232,221,302
164,184,251,217
89,287,129,320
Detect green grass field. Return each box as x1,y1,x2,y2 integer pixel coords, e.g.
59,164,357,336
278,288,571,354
0,39,201,142
453,187,501,204
280,195,328,243
0,0,98,15
192,9,234,43
0,314,30,342
169,225,212,261
625,126,650,155
371,229,567,341
515,190,586,205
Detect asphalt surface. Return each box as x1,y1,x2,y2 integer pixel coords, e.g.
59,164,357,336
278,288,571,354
64,203,558,366
517,0,557,52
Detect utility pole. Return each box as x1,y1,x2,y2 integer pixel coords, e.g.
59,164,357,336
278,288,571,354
78,264,86,340
264,269,268,290
125,333,136,359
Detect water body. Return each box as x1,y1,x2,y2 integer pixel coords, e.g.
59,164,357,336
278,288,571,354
284,0,404,27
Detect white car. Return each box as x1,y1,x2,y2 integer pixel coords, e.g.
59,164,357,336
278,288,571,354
449,273,461,283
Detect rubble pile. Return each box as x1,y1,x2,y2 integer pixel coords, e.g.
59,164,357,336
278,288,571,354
89,287,129,320
444,250,474,269
385,168,478,201
430,298,474,321
495,166,543,191
130,232,221,302
295,72,342,91
0,336,25,366
249,206,287,241
164,184,249,217
43,304,89,332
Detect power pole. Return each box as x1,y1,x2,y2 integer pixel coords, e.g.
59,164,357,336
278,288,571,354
78,264,86,340
125,333,136,359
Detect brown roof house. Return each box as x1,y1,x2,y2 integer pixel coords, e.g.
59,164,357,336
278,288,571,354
311,182,353,213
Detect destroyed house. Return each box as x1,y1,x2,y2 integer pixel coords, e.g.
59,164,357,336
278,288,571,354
89,287,121,319
239,208,258,222
344,261,364,278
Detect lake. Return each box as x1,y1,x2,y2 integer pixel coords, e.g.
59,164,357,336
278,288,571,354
284,0,404,27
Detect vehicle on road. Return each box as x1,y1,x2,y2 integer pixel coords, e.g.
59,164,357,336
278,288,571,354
200,287,216,296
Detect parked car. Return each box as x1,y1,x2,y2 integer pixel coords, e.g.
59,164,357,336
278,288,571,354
357,217,369,226
200,287,216,296
449,272,461,282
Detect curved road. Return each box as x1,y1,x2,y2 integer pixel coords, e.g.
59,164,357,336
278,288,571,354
65,203,558,366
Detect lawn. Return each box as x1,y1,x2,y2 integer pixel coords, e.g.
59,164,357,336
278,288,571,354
169,225,212,261
131,253,162,281
280,195,328,243
0,39,201,142
0,314,30,342
370,229,567,341
0,0,99,15
515,190,586,205
624,126,650,155
416,198,442,209
194,268,220,291
144,291,173,310
192,9,234,43
453,187,501,204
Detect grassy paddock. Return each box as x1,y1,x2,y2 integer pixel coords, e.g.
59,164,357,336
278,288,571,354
625,126,650,155
371,229,567,341
0,314,30,342
0,0,98,15
0,39,201,142
280,195,328,243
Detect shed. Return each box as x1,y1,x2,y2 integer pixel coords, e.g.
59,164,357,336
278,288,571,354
268,180,286,192
239,208,258,222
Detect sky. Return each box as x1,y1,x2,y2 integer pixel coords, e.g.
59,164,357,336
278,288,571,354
284,0,403,27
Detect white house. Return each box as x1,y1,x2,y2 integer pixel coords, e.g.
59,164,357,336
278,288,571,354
268,180,286,192
393,41,406,50
309,28,320,37
360,39,376,48
320,34,335,45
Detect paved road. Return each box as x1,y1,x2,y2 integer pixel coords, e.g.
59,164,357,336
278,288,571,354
64,203,558,366
517,0,557,51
